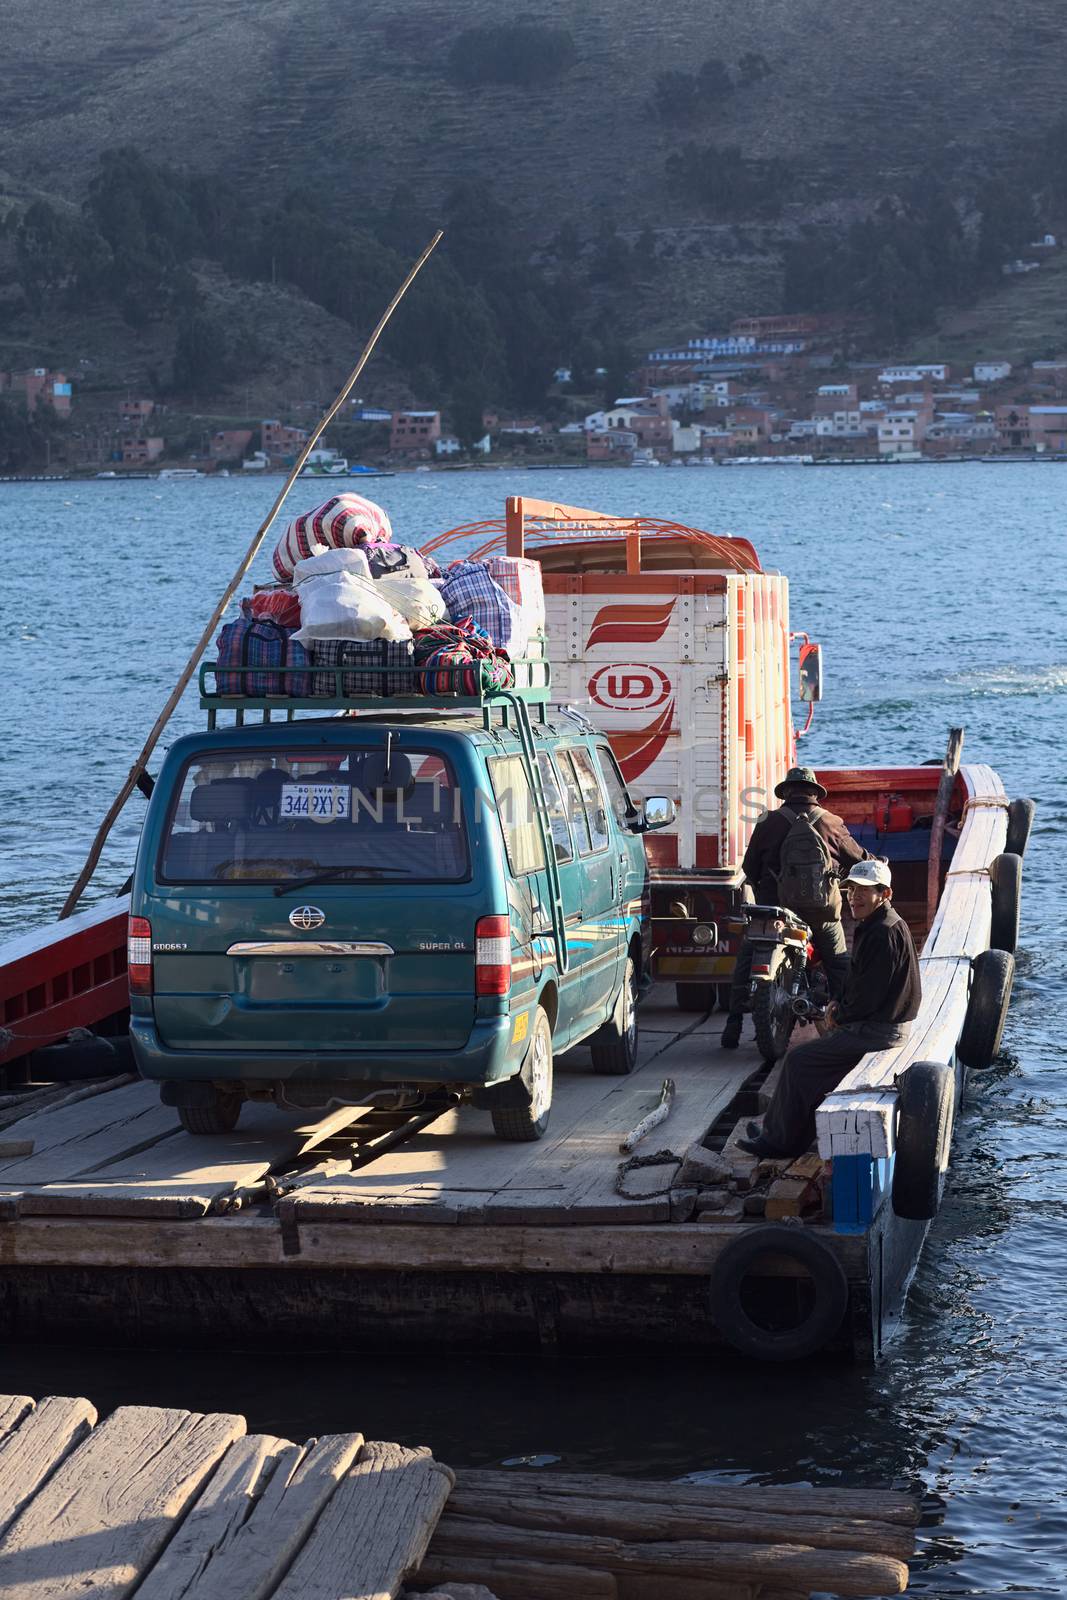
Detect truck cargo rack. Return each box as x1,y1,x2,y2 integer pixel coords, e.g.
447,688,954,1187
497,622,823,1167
198,655,551,731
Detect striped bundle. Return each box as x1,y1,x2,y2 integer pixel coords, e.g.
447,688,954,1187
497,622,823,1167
413,620,513,697
272,494,394,582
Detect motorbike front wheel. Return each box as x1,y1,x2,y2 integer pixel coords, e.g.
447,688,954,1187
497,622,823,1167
752,965,799,1064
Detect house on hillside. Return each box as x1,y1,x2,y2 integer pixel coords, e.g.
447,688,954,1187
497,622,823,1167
122,437,164,466
261,420,309,463
973,361,1011,385
119,398,155,427
210,429,253,463
390,411,441,455
2,368,72,416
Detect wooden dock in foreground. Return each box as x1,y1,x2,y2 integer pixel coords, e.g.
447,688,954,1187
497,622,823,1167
0,1393,917,1599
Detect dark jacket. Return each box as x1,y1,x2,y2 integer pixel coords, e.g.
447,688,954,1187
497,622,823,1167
836,903,921,1027
741,798,867,914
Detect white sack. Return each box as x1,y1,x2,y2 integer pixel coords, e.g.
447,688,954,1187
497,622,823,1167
293,560,412,645
372,572,448,630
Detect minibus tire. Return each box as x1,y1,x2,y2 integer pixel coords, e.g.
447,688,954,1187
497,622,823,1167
989,852,1022,954
891,1060,954,1221
592,956,640,1075
178,1091,242,1136
1005,797,1035,859
710,1225,849,1361
491,1008,553,1142
957,949,1015,1070
675,982,716,1013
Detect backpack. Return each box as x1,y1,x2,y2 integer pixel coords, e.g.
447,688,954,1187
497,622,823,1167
772,806,840,918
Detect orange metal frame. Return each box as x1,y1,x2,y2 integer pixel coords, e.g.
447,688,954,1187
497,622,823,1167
422,496,763,573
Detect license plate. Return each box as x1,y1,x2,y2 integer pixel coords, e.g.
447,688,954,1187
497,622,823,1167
280,783,350,822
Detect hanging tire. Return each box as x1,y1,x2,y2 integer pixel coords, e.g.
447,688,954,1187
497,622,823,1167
675,981,716,1013
957,949,1015,1070
491,1007,553,1141
1005,797,1035,859
891,1060,954,1221
592,955,640,1075
177,1089,242,1136
990,852,1022,954
710,1224,849,1362
752,961,798,1064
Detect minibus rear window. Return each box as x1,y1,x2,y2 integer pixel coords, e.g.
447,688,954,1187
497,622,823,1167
157,747,470,884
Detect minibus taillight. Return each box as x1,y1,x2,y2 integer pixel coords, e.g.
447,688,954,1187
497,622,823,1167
128,916,153,996
475,915,511,997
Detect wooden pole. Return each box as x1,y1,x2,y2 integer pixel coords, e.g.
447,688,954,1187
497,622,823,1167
926,726,964,929
59,231,443,920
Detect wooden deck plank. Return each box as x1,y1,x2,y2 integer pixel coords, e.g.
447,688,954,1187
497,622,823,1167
0,1083,176,1185
134,1431,364,1600
271,1440,454,1600
0,1404,245,1600
0,1400,34,1443
0,1398,98,1540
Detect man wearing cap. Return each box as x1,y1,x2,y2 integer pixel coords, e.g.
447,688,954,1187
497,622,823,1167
738,859,922,1159
721,766,868,1049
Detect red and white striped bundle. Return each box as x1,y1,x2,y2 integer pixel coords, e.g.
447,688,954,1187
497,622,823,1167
272,494,394,582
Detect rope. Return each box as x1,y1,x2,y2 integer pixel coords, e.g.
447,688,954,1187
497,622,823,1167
962,796,1010,811
614,1148,682,1199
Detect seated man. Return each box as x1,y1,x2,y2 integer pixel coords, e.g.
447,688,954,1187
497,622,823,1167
722,765,868,1049
738,859,921,1159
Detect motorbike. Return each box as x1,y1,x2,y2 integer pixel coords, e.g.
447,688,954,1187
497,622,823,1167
738,903,831,1063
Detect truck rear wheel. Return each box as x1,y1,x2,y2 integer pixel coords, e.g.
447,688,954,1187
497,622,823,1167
675,981,716,1013
177,1089,242,1136
491,1008,553,1142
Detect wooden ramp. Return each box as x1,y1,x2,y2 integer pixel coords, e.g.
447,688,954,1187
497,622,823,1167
0,997,758,1228
0,1395,916,1600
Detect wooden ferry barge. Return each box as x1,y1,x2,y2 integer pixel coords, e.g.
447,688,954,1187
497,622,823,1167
0,501,1030,1362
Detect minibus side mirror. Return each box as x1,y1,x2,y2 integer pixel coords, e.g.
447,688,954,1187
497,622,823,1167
637,796,676,832
798,641,824,703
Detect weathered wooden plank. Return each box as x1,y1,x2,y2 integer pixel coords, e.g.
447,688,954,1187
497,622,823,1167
0,1400,35,1442
134,1431,363,1600
0,1079,135,1135
0,1213,867,1276
415,1552,618,1598
0,1082,176,1184
428,1516,910,1597
453,1472,920,1528
444,1488,914,1561
0,1397,97,1539
0,1404,245,1600
271,1440,454,1600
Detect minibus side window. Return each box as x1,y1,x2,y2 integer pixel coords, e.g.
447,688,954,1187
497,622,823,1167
488,756,546,877
536,752,574,864
566,748,610,856
595,744,638,829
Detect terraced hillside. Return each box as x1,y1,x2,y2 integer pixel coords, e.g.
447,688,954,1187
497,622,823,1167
2,0,1065,229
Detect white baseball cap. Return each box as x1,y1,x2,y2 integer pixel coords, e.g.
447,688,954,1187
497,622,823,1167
845,859,892,889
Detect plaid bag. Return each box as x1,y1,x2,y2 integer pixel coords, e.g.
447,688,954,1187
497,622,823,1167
273,493,394,581
483,555,546,639
310,638,416,697
440,561,526,655
413,620,514,696
215,602,311,696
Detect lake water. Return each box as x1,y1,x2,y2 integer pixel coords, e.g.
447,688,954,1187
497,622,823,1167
3,463,1065,1596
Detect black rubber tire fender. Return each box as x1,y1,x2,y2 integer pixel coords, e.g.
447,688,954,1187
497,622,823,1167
675,981,717,1013
710,1223,849,1362
891,1060,955,1221
591,954,640,1075
990,851,1022,954
1005,797,1035,860
957,948,1015,1070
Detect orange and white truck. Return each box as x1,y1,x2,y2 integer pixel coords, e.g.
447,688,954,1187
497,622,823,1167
425,496,822,1009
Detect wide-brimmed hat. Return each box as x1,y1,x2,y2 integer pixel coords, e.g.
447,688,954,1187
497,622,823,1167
845,859,892,889
774,766,827,801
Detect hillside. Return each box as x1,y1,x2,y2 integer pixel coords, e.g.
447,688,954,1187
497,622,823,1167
1,0,1066,416
3,0,1065,225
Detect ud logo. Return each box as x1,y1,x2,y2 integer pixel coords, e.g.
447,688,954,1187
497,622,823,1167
288,905,326,931
588,663,671,712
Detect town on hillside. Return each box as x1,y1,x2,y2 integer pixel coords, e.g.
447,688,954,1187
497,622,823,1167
3,305,1067,475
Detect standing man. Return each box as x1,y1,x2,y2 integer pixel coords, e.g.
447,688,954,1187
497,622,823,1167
721,766,868,1049
738,859,922,1159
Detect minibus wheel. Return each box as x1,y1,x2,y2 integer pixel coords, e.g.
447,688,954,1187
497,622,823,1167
177,1088,243,1136
491,1008,553,1142
592,955,640,1075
